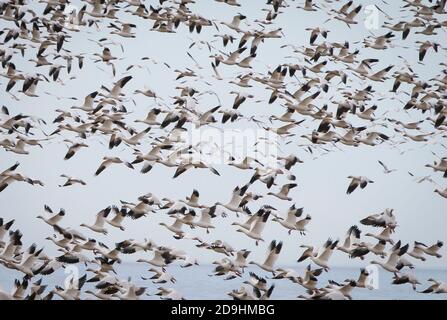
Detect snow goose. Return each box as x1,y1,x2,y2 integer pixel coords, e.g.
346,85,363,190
58,174,86,187
421,241,443,258
408,241,428,261
51,274,87,300
371,241,409,273
159,217,185,236
106,206,128,231
360,208,397,228
121,198,156,218
94,245,123,263
434,188,447,199
85,288,117,300
232,249,251,270
236,209,270,245
7,244,43,276
243,272,268,292
267,183,297,201
299,239,339,271
228,286,256,300
378,160,396,174
354,268,374,290
365,226,395,245
192,206,217,233
70,91,98,112
180,189,206,208
346,176,374,194
37,205,65,227
231,209,263,230
80,206,111,235
110,23,136,38
64,142,88,160
336,225,361,255
114,283,146,300
334,4,362,26
228,156,260,170
155,287,184,300
173,159,220,179
320,280,357,300
56,247,94,265
420,279,447,294
135,108,162,125
295,211,312,235
425,158,447,173
271,204,300,233
211,258,241,278
0,218,14,245
249,240,282,273
45,232,72,251
216,185,246,213
143,268,177,284
221,14,246,32
350,240,387,260
0,230,22,263
393,273,420,290
95,156,134,176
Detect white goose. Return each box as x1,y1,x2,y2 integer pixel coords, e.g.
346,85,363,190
271,204,302,234
346,176,374,194
299,239,339,271
192,206,217,233
371,241,409,273
267,183,297,201
80,206,111,235
236,209,270,245
249,240,282,273
420,279,447,294
37,205,65,227
365,226,395,245
216,185,246,213
159,218,185,235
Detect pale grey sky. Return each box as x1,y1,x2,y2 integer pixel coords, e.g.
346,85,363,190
1,0,446,272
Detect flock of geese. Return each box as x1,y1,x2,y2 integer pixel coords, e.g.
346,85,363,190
1,0,447,300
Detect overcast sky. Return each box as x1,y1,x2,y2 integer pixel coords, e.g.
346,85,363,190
1,0,446,270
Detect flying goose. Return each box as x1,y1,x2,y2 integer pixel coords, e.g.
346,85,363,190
267,183,297,201
95,157,134,176
216,186,246,213
80,206,111,235
371,241,409,273
350,240,387,260
337,225,361,255
271,204,305,234
236,209,270,245
143,268,177,284
392,273,421,291
346,176,374,194
421,241,443,258
420,279,447,294
434,188,447,199
192,206,217,233
360,208,397,228
105,206,128,231
0,218,15,246
51,274,87,300
365,226,395,245
155,287,185,300
58,174,86,187
159,218,185,235
37,205,65,227
249,240,282,273
298,239,339,271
